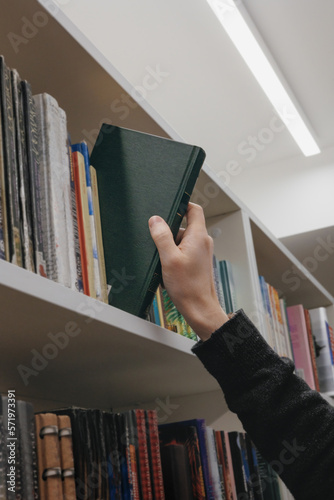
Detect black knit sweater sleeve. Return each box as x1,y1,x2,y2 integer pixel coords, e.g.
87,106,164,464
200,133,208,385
191,309,334,500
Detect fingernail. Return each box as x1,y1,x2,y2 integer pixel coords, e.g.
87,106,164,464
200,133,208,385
149,215,163,227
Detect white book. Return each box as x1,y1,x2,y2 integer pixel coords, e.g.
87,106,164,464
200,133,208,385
309,307,334,393
34,93,76,289
205,426,224,500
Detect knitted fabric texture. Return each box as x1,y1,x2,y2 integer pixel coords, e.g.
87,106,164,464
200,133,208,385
192,309,334,500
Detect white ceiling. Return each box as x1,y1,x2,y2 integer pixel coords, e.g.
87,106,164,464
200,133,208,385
243,0,334,154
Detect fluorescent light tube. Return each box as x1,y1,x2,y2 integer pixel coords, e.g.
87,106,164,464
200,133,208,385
207,0,320,156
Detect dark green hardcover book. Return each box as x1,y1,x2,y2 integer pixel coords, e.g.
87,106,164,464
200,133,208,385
90,124,206,318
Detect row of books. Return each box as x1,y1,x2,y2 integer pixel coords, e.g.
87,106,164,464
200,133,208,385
259,276,334,394
0,55,108,302
148,285,198,341
0,395,293,500
148,257,238,342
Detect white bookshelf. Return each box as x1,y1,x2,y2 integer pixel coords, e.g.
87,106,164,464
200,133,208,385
0,0,333,427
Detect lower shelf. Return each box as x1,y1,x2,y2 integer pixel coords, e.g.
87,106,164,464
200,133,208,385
0,260,219,409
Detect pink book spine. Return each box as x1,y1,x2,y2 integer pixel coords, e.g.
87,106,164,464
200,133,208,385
286,305,316,389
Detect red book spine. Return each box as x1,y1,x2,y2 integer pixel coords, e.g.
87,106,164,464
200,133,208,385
72,151,90,295
134,409,153,500
146,410,165,499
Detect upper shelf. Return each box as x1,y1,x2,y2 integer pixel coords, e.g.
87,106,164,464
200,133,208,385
0,260,219,409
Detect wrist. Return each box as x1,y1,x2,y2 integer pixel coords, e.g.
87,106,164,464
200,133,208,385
185,301,229,341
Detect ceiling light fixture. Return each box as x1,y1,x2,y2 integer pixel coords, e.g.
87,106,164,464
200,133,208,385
207,0,320,156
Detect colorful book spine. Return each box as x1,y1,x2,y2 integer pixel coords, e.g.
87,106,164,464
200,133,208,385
72,150,95,298
68,141,84,294
133,409,153,500
145,410,165,499
286,304,316,389
73,141,102,299
205,427,223,500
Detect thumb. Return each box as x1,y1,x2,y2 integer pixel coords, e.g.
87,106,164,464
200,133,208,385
148,216,177,262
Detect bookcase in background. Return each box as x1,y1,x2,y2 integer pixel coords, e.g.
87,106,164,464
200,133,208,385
0,0,333,440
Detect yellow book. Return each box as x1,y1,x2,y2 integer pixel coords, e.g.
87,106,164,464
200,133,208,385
90,165,108,303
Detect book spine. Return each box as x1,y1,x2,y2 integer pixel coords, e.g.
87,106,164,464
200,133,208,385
57,105,78,291
309,308,334,393
17,401,37,500
68,141,84,293
287,305,316,389
133,409,153,500
80,141,101,299
37,94,72,286
57,415,76,500
304,309,320,391
72,150,95,297
35,413,63,500
11,69,35,273
0,76,9,261
145,410,165,500
33,93,55,280
90,165,108,303
21,80,47,277
205,427,224,500
0,56,22,266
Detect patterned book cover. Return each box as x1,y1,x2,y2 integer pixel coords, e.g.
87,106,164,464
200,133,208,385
67,140,84,294
145,410,165,499
132,409,153,500
159,423,206,500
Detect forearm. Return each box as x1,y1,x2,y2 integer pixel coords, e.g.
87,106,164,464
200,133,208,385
192,310,334,500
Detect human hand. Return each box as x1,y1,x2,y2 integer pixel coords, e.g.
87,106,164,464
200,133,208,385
148,203,228,341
